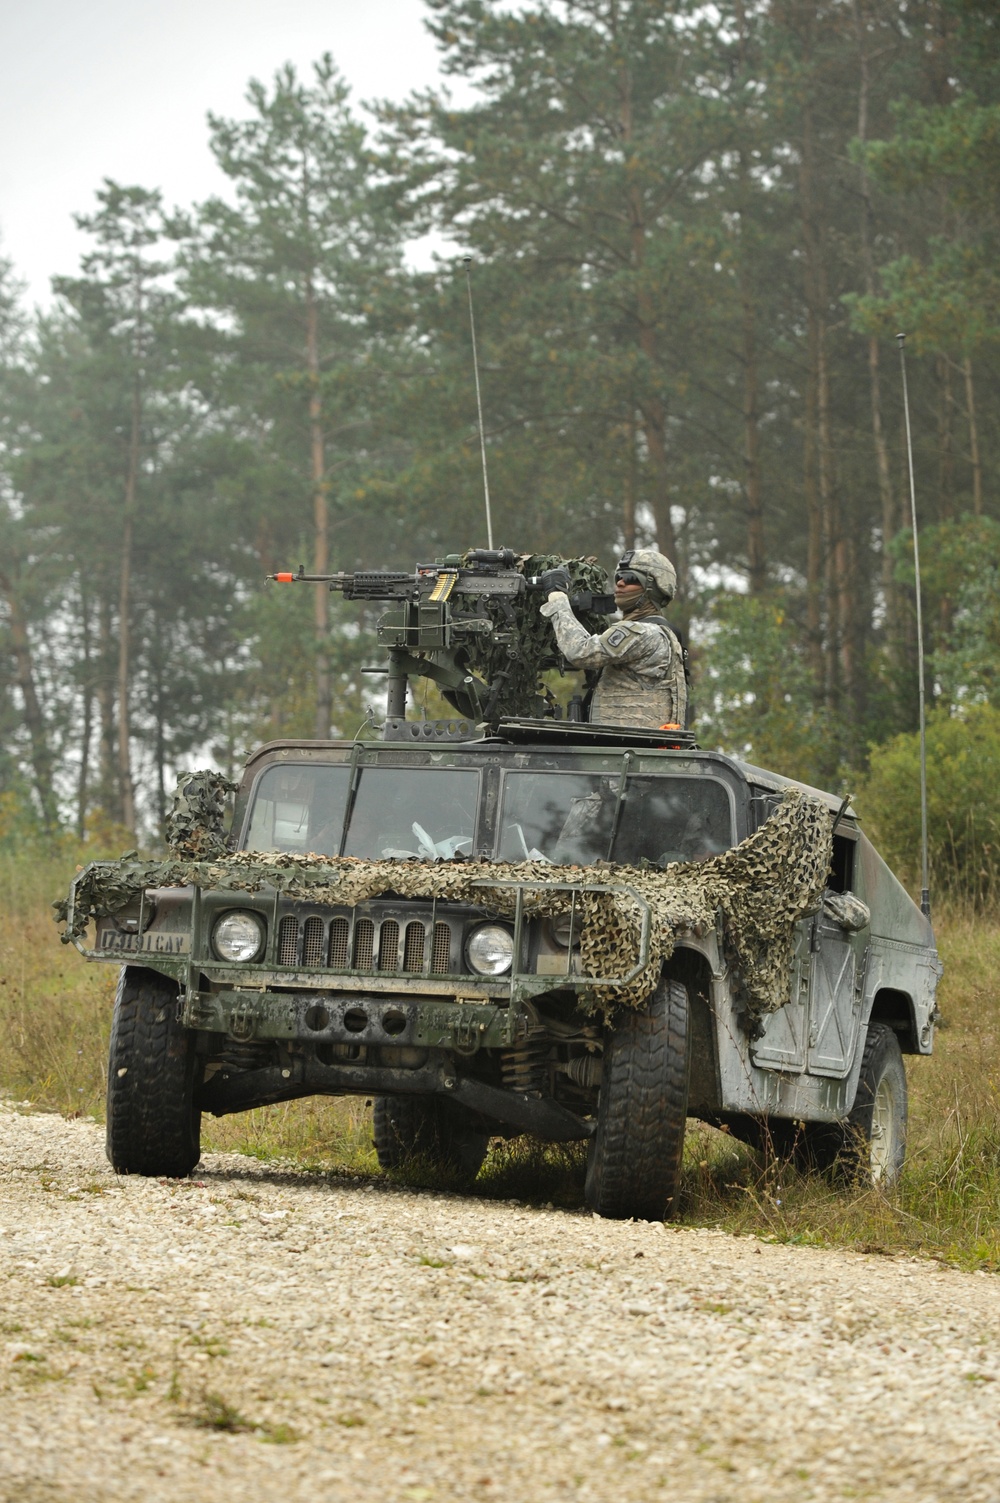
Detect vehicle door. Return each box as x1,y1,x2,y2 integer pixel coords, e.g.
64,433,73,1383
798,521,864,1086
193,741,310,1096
806,828,869,1078
751,818,868,1079
751,916,811,1072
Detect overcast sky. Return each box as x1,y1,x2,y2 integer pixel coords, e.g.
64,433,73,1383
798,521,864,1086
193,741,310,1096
0,0,449,308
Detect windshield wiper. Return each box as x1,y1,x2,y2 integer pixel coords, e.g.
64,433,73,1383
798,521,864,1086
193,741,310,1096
606,749,635,861
337,743,366,857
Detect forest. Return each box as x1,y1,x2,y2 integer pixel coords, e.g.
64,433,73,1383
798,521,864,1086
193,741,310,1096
0,0,997,881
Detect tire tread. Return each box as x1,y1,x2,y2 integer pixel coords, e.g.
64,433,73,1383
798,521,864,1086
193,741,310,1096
586,979,690,1221
106,966,201,1178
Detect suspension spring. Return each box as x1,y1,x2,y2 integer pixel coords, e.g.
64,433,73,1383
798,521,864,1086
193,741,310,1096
500,1036,550,1096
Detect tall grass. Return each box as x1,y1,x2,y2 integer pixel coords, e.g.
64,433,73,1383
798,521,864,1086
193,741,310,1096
0,849,115,1117
6,850,1000,1266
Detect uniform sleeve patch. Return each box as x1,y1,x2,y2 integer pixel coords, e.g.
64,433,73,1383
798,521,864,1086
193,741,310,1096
605,627,630,649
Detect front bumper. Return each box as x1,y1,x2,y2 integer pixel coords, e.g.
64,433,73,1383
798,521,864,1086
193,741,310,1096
186,988,513,1051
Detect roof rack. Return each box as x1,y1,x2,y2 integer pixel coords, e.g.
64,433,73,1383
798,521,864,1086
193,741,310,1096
494,718,698,750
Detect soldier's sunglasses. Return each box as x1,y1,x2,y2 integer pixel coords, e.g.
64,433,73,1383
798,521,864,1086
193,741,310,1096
615,569,644,586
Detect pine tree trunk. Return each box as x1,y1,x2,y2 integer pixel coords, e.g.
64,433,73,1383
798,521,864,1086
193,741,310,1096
938,354,954,520
817,319,842,711
963,355,982,515
735,0,765,594
97,592,119,822
870,332,897,621
77,586,94,839
306,271,331,738
853,0,899,658
804,315,824,693
740,248,765,593
0,568,57,829
800,76,828,705
801,75,849,724
623,410,636,551
117,374,139,835
154,646,167,838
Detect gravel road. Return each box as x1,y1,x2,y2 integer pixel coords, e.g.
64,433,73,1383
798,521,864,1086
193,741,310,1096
2,1103,1000,1503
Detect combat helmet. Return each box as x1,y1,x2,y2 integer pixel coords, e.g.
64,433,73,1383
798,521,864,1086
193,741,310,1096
616,548,677,604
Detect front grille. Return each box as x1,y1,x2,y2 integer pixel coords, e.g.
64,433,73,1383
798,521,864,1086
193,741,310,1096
403,921,425,972
353,918,375,971
432,921,452,973
303,916,325,966
269,911,460,975
277,915,299,966
378,919,400,971
328,916,350,968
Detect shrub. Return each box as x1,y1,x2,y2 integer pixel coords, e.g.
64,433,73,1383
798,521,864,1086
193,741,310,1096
856,704,1000,906
697,594,836,786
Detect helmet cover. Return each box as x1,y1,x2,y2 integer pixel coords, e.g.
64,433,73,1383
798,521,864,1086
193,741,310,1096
617,548,677,603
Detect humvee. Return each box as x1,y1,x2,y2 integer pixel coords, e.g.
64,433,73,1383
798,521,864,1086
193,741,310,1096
64,716,941,1220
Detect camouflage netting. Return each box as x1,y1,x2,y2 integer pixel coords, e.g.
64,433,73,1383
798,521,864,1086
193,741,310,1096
164,770,239,860
57,788,832,1025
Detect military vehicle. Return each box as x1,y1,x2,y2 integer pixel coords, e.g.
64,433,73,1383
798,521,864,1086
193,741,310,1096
60,549,941,1220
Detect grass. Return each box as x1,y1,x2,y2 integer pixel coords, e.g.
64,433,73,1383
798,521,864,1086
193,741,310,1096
0,849,116,1118
180,1388,298,1442
6,847,1000,1267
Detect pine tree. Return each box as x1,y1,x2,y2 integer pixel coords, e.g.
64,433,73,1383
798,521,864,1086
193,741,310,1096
53,184,176,834
176,56,407,738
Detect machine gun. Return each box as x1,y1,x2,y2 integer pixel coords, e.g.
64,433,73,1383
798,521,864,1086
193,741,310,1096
268,548,614,728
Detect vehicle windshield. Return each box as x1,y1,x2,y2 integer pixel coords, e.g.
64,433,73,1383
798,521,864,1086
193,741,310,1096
244,764,480,860
496,772,733,866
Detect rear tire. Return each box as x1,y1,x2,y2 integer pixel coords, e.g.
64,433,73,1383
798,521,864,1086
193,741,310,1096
585,978,690,1221
372,1096,489,1182
783,1024,908,1185
840,1023,908,1186
106,967,201,1178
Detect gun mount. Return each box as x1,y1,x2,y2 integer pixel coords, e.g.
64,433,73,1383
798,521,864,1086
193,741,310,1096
269,548,614,730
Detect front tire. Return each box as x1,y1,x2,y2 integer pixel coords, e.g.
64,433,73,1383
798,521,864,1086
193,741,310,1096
106,967,201,1178
372,1096,489,1182
585,978,690,1221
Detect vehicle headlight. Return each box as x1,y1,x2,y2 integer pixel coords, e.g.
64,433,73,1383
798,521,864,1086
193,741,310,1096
212,911,265,963
548,911,579,949
465,923,515,976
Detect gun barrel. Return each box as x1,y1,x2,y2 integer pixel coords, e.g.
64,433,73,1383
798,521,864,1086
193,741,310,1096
268,568,348,585
267,567,421,598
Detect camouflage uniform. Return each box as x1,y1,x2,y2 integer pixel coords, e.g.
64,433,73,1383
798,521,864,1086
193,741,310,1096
540,595,687,729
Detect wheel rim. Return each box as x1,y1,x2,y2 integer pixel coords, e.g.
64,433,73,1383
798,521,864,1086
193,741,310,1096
869,1074,897,1182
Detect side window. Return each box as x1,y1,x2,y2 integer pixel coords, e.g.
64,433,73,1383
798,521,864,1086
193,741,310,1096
829,833,856,893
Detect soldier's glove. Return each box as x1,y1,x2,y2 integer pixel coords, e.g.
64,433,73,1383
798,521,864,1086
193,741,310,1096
527,567,571,596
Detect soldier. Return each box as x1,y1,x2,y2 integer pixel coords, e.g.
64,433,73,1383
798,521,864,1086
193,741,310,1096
540,549,687,730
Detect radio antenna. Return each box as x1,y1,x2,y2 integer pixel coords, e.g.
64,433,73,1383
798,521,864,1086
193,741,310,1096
897,331,931,919
463,254,494,549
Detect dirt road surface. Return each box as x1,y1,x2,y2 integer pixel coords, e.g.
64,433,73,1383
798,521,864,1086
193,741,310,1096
2,1103,1000,1503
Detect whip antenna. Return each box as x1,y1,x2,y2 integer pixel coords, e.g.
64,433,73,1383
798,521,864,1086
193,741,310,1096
897,332,931,919
463,254,494,549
